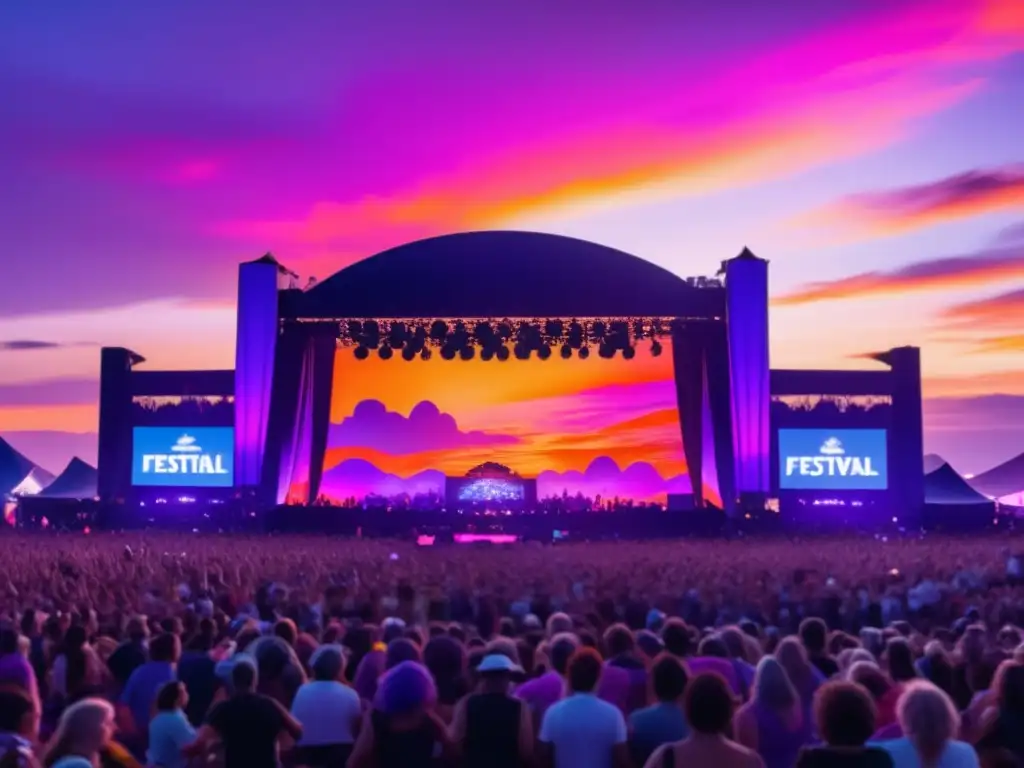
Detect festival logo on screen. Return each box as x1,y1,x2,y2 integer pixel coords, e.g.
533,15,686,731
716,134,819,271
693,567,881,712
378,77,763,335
132,427,235,487
778,429,887,490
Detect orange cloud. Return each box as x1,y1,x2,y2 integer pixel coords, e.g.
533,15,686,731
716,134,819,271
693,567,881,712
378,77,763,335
0,404,97,432
805,165,1024,238
966,334,1024,354
924,369,1024,396
774,246,1024,306
941,287,1024,329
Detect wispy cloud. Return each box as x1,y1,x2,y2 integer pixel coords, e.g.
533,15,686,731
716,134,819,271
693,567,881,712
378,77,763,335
212,0,1019,256
966,334,1024,354
0,340,96,351
800,165,1024,238
941,287,1024,329
774,246,1024,305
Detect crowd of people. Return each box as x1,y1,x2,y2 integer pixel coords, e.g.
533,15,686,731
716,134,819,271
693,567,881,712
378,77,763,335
1,532,1024,767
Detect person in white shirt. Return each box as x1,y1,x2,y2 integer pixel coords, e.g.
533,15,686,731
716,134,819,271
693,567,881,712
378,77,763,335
881,681,979,768
539,647,629,768
290,644,362,767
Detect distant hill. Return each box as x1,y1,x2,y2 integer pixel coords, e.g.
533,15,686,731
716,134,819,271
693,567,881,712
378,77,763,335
320,459,445,500
969,451,1024,499
923,454,947,474
537,457,690,502
0,437,42,496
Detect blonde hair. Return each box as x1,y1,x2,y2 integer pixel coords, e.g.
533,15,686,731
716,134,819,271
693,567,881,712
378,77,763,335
897,681,959,768
776,636,812,690
43,698,114,767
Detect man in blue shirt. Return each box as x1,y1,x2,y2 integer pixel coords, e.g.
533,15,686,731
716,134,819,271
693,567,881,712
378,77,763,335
119,632,179,755
629,653,689,766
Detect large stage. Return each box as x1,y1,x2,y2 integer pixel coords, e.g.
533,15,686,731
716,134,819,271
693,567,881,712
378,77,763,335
95,230,925,527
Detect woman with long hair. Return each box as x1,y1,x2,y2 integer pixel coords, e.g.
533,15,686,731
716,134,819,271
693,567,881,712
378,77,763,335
776,637,821,730
735,657,811,768
885,639,918,686
42,699,116,768
881,681,978,768
975,661,1024,763
847,661,901,734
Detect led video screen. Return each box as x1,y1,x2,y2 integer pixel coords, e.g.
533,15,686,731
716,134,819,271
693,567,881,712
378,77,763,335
132,426,235,487
319,338,688,506
778,428,888,490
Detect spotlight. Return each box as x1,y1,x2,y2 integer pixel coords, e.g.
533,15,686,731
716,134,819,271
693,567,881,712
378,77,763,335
481,348,494,362
420,348,432,361
388,322,408,349
544,319,563,338
440,345,457,361
560,344,573,359
591,321,606,339
347,320,363,338
578,346,590,359
513,343,530,360
459,345,475,361
378,344,393,360
495,321,513,340
537,345,552,360
401,347,417,361
632,320,646,338
598,342,615,359
354,346,369,360
496,345,510,361
429,320,449,342
622,346,636,360
567,321,584,348
650,340,663,357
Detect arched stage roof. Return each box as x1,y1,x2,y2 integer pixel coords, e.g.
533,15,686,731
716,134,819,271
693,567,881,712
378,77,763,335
289,230,726,320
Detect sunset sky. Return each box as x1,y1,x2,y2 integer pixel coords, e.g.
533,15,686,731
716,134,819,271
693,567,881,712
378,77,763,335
1,0,1023,476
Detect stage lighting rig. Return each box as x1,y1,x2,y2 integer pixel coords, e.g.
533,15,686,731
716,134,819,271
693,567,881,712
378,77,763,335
567,321,584,348
622,346,636,360
537,345,552,360
440,345,457,361
459,346,475,361
578,346,590,359
401,347,417,361
429,320,449,344
379,344,393,360
496,345,510,361
560,344,572,359
650,339,663,357
354,346,369,360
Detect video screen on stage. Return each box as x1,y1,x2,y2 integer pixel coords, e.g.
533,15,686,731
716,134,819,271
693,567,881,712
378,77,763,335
778,428,888,491
131,427,235,487
318,338,688,507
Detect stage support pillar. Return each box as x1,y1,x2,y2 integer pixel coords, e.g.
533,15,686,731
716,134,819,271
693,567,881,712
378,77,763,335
672,324,706,507
97,347,139,502
879,346,925,524
235,255,283,490
724,249,771,502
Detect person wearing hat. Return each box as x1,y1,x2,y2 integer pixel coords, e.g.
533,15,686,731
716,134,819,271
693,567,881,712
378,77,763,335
450,654,532,768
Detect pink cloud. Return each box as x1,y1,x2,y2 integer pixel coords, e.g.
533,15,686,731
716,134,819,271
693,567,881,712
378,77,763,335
209,0,1018,258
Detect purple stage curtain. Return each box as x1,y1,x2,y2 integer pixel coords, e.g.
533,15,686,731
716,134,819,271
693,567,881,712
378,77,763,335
274,324,336,505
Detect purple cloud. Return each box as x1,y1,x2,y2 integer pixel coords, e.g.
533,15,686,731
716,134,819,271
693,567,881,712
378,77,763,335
839,165,1024,225
776,245,1024,305
0,377,99,406
328,400,520,455
996,220,1024,245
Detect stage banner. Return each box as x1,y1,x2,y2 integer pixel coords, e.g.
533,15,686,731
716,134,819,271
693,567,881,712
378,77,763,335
778,428,888,490
132,427,235,487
